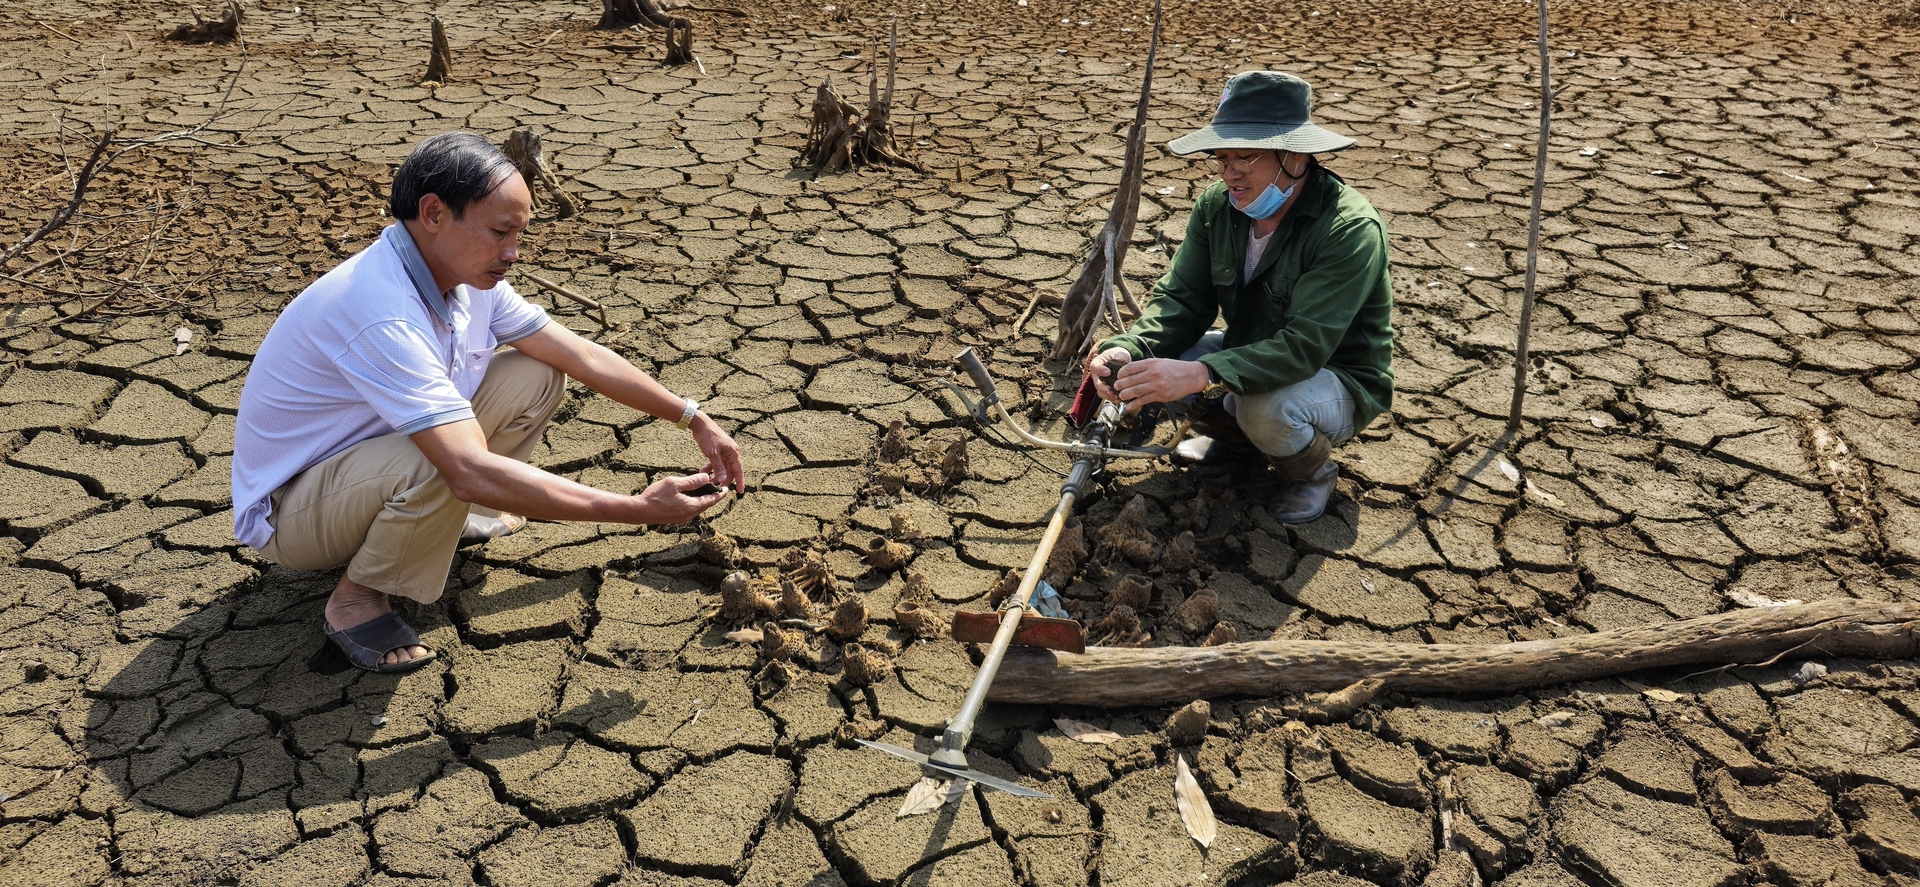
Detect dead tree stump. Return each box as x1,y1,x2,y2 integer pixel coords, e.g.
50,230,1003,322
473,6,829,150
422,16,453,86
167,0,242,43
601,0,745,67
502,130,578,219
799,17,923,175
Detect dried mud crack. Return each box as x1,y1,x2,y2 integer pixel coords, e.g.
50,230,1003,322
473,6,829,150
1,1,1918,886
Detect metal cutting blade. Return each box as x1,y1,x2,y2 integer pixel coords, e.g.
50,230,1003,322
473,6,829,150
854,739,1052,799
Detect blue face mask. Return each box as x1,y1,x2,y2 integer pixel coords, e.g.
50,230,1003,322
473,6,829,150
1234,181,1295,221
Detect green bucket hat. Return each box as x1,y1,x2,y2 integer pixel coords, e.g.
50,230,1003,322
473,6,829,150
1167,70,1356,156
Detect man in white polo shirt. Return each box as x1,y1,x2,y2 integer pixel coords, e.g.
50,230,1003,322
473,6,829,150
233,132,744,673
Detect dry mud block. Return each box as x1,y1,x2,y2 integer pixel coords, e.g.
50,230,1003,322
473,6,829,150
1745,832,1889,887
556,663,774,758
1763,687,1920,791
795,735,925,828
740,818,848,887
478,820,626,887
625,752,790,878
472,733,652,821
452,569,592,643
373,766,527,879
829,783,994,885
1295,735,1432,882
441,639,568,737
1552,778,1740,887
1092,766,1291,886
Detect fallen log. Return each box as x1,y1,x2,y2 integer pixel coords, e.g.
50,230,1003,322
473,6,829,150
986,599,1920,707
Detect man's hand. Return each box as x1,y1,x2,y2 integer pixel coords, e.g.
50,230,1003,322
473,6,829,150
1085,346,1134,403
1110,358,1212,412
689,413,746,493
636,472,730,524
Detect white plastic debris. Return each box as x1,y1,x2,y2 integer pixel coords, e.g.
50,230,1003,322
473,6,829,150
1580,146,1599,157
1156,186,1174,195
1589,413,1615,429
1792,662,1827,685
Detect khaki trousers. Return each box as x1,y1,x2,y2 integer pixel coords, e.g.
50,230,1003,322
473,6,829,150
258,351,566,603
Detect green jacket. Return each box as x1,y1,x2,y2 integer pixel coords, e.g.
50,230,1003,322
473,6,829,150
1099,166,1395,432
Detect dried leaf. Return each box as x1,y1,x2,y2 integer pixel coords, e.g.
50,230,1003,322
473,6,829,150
896,777,968,818
1641,687,1682,703
173,327,193,355
1536,711,1576,727
723,628,764,644
1053,717,1123,745
1173,754,1215,848
1588,412,1615,429
1524,479,1565,507
1496,456,1521,483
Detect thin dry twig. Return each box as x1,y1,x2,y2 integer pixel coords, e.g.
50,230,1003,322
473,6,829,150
518,270,612,329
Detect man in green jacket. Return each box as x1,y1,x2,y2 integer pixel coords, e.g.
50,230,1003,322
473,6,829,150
1087,70,1394,524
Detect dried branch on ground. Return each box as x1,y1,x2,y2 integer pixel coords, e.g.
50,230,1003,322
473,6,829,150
168,0,243,44
0,64,249,271
1053,0,1161,359
992,599,1920,706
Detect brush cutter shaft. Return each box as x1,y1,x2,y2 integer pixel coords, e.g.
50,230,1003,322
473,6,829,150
937,486,1079,763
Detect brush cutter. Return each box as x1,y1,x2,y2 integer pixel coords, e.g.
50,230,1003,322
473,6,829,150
858,349,1165,798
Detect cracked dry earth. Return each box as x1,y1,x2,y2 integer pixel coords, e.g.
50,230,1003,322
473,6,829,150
2,0,1920,885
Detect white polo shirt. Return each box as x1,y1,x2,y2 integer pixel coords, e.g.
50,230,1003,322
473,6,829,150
230,223,549,550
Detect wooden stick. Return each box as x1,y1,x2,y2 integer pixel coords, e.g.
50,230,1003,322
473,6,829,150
1506,0,1552,432
518,270,611,329
986,599,1920,706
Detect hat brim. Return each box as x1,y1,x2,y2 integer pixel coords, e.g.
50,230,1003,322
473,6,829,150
1167,122,1356,156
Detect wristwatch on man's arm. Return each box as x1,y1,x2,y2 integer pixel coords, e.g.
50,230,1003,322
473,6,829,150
1200,364,1230,400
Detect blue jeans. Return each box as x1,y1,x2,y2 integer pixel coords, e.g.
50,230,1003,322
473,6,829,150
1179,331,1356,458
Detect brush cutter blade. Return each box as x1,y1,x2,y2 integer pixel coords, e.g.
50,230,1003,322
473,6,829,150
951,610,1085,654
854,739,1053,798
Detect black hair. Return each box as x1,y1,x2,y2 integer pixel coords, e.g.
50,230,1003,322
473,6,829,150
388,132,519,221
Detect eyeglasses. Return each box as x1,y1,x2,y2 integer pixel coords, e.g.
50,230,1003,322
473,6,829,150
1205,155,1263,175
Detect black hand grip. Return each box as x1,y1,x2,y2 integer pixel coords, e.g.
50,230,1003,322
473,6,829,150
955,348,999,403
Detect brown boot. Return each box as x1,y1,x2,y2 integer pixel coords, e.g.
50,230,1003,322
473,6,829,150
1265,434,1337,524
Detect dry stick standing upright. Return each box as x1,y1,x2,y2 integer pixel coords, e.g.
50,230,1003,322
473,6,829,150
1051,0,1162,359
1507,0,1552,430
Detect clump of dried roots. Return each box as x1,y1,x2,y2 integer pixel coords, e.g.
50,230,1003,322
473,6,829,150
1091,604,1148,647
168,0,242,43
988,570,1022,609
1107,574,1152,613
778,578,816,621
1043,518,1087,588
421,15,453,86
1176,586,1219,636
781,547,841,605
841,643,892,686
800,18,924,175
866,536,913,572
825,596,869,643
718,570,777,622
870,421,970,496
1099,495,1158,565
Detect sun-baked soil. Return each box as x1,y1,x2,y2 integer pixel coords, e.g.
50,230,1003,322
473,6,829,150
1,0,1918,885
